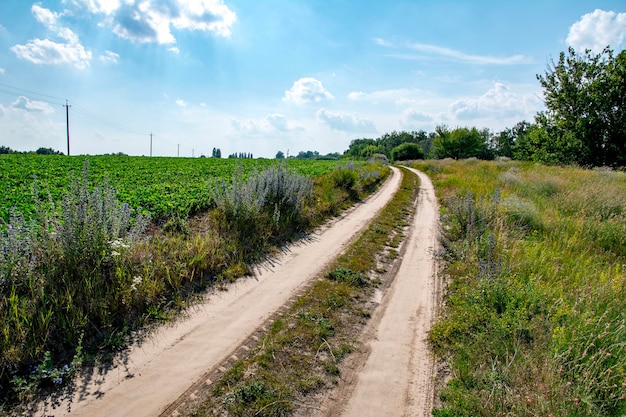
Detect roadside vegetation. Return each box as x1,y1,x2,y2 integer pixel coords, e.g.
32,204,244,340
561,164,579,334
411,159,626,416
185,167,418,417
0,157,388,413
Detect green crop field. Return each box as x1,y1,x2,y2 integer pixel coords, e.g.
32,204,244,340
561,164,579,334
0,155,340,222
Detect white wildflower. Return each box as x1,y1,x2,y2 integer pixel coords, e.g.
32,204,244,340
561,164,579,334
110,239,130,250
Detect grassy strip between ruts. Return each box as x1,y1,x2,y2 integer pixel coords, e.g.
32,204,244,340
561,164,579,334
179,167,419,417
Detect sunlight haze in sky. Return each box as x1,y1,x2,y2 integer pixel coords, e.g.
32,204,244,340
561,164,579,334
1,0,625,157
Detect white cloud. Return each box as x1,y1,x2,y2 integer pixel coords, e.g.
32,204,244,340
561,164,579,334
11,37,92,69
567,9,626,53
348,88,427,106
231,114,301,136
79,0,236,44
99,50,119,64
316,109,377,133
284,77,334,105
11,96,55,114
0,68,5,75
448,82,541,120
79,0,122,15
32,3,62,27
168,46,181,54
11,4,91,69
400,108,434,129
175,99,187,107
375,38,531,65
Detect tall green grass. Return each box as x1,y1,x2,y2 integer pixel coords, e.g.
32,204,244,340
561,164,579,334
0,159,388,412
411,159,626,416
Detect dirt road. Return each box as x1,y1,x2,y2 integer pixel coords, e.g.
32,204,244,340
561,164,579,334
320,168,440,417
39,167,403,417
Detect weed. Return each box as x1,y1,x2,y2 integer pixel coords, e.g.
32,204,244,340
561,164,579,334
326,268,367,287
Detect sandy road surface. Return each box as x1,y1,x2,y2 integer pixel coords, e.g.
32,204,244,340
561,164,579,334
322,168,440,417
37,167,402,417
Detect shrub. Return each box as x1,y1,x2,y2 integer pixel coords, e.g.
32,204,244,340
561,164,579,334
214,162,313,257
391,142,424,161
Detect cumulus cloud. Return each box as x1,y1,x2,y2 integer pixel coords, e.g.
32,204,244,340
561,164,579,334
400,108,434,129
99,50,119,64
448,82,541,120
78,0,236,44
175,99,187,107
316,109,376,133
284,78,334,105
32,3,62,27
11,4,92,69
231,114,302,136
11,37,92,69
567,9,626,53
11,96,55,114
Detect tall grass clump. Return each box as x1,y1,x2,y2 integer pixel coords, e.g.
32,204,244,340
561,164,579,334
214,162,313,258
411,159,626,417
0,161,150,406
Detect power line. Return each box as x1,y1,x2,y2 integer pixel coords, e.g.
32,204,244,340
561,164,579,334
0,82,66,104
0,81,150,136
70,102,149,135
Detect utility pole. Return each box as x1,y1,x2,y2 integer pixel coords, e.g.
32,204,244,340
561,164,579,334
150,132,153,157
192,148,195,158
177,144,180,157
64,100,71,156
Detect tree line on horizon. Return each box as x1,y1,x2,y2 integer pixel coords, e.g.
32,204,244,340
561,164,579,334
3,48,623,168
346,47,626,168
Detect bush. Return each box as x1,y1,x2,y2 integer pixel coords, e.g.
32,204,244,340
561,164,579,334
214,162,313,257
391,142,424,161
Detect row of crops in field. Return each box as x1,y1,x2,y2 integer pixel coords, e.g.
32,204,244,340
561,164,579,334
0,155,340,222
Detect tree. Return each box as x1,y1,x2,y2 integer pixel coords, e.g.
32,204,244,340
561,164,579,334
0,146,15,154
391,143,424,161
295,151,319,159
536,47,626,166
276,151,285,159
432,126,487,159
212,148,222,158
35,147,63,155
494,121,531,158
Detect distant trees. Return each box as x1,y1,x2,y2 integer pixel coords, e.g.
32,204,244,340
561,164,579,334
0,146,64,155
431,126,490,160
391,143,424,161
294,150,319,159
212,148,222,158
275,151,285,159
344,131,431,160
0,146,15,154
228,152,253,159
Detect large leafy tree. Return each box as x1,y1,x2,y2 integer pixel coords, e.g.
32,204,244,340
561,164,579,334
536,47,626,166
432,125,488,159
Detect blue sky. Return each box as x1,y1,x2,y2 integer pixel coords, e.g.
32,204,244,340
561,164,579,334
1,1,625,158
